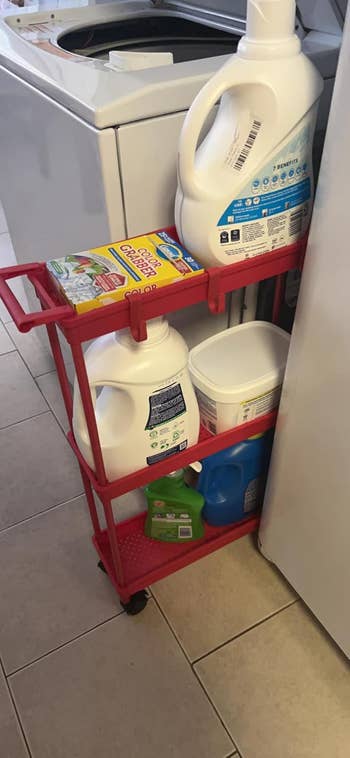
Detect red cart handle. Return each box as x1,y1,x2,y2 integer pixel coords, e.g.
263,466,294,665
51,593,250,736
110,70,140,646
0,262,73,332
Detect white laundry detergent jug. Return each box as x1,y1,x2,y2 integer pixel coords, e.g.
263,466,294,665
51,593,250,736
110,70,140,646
73,317,200,480
175,0,323,267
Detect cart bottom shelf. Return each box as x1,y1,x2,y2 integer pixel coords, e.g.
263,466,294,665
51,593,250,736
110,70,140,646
93,510,260,601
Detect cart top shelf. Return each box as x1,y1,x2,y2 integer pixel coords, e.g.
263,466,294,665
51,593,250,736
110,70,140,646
0,227,306,344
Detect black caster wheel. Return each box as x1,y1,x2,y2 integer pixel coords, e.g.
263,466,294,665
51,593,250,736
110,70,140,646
97,560,107,574
121,590,149,615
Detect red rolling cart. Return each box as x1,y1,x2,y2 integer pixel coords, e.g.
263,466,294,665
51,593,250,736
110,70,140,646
0,228,305,614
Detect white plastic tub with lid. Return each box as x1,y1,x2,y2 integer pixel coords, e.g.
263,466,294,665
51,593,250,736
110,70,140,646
189,321,290,434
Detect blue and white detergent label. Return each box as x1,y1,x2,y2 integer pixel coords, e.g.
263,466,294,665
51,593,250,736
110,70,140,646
217,120,313,259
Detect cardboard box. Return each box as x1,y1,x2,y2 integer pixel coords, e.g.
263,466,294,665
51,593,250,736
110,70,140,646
47,230,204,314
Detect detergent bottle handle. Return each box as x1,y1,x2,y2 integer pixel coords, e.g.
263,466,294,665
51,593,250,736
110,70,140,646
73,337,117,438
178,72,230,200
73,375,99,444
73,375,131,449
198,460,245,501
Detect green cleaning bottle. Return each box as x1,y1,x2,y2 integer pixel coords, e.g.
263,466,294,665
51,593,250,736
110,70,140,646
145,470,205,542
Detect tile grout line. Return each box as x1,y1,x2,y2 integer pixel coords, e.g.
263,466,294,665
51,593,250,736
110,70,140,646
191,664,240,755
0,343,15,356
2,332,71,434
33,369,58,405
3,322,55,382
0,408,49,434
0,349,53,426
0,655,32,758
0,346,50,427
194,662,249,758
0,346,85,526
5,595,238,755
150,589,191,662
33,373,69,435
7,611,124,679
35,368,66,381
192,597,300,666
0,347,16,357
34,371,73,435
35,367,66,380
151,591,299,754
150,590,236,753
15,345,75,442
0,492,86,535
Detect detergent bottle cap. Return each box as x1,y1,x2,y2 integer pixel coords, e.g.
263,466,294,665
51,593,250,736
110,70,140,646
118,316,169,346
143,316,169,343
238,0,301,59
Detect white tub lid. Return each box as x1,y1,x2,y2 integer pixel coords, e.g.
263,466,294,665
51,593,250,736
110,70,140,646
189,321,290,402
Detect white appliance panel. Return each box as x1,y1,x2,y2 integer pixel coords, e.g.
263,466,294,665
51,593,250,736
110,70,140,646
259,7,350,658
0,65,125,263
117,111,185,237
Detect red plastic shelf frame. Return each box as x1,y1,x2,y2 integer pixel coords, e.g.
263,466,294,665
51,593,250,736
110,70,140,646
0,229,306,606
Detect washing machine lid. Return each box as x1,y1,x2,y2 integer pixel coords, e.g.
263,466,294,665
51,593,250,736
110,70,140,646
336,0,348,14
297,0,346,31
151,0,248,34
0,0,345,129
160,0,346,32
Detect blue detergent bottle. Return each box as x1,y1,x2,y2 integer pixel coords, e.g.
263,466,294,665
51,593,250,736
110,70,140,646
197,433,273,527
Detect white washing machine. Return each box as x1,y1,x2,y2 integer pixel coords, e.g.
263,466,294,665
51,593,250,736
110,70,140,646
0,0,346,342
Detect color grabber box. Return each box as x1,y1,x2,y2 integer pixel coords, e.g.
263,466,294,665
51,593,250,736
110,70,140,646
46,231,204,314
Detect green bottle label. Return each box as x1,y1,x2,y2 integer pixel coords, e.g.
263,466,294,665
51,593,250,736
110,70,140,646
145,476,205,543
149,500,194,541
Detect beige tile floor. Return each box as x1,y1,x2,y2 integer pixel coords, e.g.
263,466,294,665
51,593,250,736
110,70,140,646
0,210,349,757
